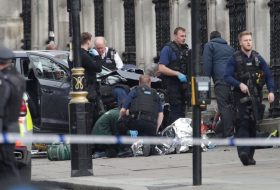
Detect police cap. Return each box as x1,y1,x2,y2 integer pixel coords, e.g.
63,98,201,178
0,47,14,63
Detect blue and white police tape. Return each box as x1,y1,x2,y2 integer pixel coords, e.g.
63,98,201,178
0,133,279,147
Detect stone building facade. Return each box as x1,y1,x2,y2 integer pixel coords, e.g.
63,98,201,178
0,0,276,69
1,0,280,115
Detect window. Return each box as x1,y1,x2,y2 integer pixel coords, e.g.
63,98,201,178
29,55,68,81
21,58,30,77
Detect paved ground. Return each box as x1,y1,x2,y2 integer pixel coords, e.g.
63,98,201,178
31,147,280,190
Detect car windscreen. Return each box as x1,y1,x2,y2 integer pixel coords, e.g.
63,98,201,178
54,54,69,65
53,53,111,77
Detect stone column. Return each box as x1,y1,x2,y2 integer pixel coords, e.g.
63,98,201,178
54,0,69,50
171,0,179,33
247,0,256,47
30,0,48,49
33,0,48,49
80,0,95,35
135,0,145,68
104,0,113,44
208,0,217,35
179,0,191,47
143,1,157,70
31,0,39,49
102,0,124,56
40,0,49,49
135,0,157,70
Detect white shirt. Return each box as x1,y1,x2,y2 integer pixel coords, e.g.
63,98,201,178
91,47,124,69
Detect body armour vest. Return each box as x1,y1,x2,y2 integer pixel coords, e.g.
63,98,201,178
166,42,189,75
234,50,265,99
161,42,190,105
104,48,117,70
129,85,159,123
0,67,25,131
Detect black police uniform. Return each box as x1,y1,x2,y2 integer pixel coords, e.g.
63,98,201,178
123,85,162,136
103,48,117,70
81,48,104,126
0,47,25,185
159,42,190,125
224,50,274,165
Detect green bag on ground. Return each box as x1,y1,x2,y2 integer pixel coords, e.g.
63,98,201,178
47,143,70,161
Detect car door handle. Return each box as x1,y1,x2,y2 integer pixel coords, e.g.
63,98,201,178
41,89,53,94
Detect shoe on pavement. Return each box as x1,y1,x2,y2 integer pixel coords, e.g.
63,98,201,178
248,158,256,165
92,151,107,159
117,149,133,158
150,146,163,155
142,144,151,157
239,152,250,166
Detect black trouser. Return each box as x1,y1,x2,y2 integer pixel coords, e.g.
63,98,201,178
214,82,234,137
88,98,100,129
164,77,186,126
168,103,185,126
0,144,21,187
128,119,157,136
235,100,256,159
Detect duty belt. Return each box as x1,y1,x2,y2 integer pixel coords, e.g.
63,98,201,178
130,112,157,124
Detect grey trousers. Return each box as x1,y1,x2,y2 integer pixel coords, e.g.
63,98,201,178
214,83,234,137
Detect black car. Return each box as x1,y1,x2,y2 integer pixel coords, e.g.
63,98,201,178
13,50,167,133
13,50,72,133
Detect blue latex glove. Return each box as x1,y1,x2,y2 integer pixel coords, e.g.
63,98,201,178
88,48,99,56
177,72,187,83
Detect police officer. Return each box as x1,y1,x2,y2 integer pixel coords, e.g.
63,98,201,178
90,36,123,70
224,31,275,166
120,75,164,136
0,47,25,185
89,36,128,109
158,26,190,125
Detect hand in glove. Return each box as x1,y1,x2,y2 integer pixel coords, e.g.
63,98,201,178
88,48,99,56
177,72,187,83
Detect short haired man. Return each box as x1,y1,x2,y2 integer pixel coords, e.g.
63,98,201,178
46,41,58,50
120,75,164,135
158,27,190,125
119,75,164,156
90,36,123,70
80,32,104,126
224,31,275,166
202,31,234,137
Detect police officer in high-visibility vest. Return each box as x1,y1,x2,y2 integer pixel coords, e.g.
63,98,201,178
120,75,164,136
0,47,25,186
224,31,275,166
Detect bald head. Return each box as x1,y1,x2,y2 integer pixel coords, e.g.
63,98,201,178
139,75,152,87
46,42,58,50
94,36,107,55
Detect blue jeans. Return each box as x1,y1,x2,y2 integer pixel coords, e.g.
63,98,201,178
112,87,129,108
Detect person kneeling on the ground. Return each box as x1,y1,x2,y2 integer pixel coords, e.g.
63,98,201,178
119,75,164,155
91,107,132,158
